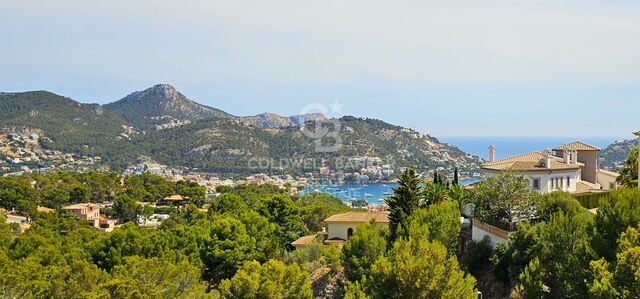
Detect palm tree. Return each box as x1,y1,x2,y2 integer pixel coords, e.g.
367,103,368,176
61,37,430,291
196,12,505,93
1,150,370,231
617,148,638,187
423,181,449,206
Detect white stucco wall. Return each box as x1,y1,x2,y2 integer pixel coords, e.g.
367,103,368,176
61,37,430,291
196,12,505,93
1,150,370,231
597,171,618,190
484,169,581,194
472,222,509,249
327,222,387,240
327,223,357,240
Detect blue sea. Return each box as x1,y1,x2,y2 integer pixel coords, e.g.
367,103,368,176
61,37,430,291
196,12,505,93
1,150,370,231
437,136,621,160
303,136,621,206
301,179,479,205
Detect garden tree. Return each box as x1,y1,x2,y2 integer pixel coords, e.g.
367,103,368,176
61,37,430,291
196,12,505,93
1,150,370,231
462,236,493,276
42,188,70,210
209,193,249,215
516,257,545,299
0,216,14,248
215,185,234,194
453,167,460,186
400,201,461,253
201,216,264,284
124,173,174,202
592,188,640,261
341,221,387,282
90,223,160,271
113,194,142,223
537,212,596,298
69,184,91,203
471,171,538,230
106,256,207,298
448,184,470,209
537,191,586,221
617,147,638,187
141,204,154,225
589,226,640,299
343,281,370,299
491,221,541,284
218,260,312,299
0,258,110,299
174,180,206,202
352,199,369,208
0,176,37,212
385,167,422,244
255,194,308,249
298,193,350,233
364,231,477,298
236,210,281,261
423,181,449,206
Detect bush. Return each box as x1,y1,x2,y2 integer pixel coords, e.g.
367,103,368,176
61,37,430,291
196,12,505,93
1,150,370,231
539,191,586,220
463,236,493,275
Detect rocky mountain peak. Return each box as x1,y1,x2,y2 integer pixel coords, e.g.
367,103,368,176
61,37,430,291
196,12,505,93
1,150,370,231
121,84,183,104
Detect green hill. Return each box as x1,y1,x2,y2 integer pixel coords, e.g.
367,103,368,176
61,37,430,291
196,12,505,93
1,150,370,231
0,86,482,175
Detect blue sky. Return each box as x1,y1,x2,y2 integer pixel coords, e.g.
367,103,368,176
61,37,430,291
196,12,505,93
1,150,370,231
1,1,639,138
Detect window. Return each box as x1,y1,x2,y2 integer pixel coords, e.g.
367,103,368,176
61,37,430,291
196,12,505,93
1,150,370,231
533,178,540,190
567,176,571,188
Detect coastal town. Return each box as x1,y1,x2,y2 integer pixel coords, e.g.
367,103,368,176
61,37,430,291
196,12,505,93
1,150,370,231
2,1,640,297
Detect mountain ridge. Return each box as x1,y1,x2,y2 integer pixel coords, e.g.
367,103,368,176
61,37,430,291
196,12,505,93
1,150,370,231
0,84,482,175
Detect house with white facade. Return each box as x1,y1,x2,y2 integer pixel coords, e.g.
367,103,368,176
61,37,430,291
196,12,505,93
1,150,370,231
473,141,619,248
482,141,617,194
291,211,389,249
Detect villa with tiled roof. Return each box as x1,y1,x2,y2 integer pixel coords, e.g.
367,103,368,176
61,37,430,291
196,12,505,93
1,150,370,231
291,211,389,249
482,141,618,194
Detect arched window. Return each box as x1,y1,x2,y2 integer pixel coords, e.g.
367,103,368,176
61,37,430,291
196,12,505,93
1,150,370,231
347,228,354,239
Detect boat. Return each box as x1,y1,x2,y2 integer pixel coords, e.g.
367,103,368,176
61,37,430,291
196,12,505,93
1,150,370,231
313,189,321,192
364,193,373,197
383,191,391,195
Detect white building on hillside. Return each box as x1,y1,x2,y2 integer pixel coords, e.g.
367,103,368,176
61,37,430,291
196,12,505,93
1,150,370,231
481,141,618,194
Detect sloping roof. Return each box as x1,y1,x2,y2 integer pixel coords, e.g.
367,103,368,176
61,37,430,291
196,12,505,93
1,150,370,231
291,234,319,247
573,181,602,194
163,195,185,201
482,152,582,172
63,203,98,210
598,169,620,177
553,141,600,151
324,212,390,223
37,206,54,213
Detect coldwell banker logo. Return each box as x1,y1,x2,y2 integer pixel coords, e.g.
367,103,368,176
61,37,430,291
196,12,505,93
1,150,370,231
300,101,344,153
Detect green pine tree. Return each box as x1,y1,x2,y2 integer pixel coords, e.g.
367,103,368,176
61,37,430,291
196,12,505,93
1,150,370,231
386,168,422,245
453,167,459,186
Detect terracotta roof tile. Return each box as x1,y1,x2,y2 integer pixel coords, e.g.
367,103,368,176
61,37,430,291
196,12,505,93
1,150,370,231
63,203,98,210
482,152,582,172
324,212,390,223
553,141,600,151
291,234,319,246
573,181,602,194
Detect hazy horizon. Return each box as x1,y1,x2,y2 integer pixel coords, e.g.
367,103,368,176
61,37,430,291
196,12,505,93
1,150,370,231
2,1,639,138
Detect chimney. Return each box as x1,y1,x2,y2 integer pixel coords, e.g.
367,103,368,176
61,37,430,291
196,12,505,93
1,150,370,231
563,148,570,164
488,145,495,162
543,149,552,168
571,149,578,164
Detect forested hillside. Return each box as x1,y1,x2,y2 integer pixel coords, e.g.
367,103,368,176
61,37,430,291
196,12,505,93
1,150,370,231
0,86,482,175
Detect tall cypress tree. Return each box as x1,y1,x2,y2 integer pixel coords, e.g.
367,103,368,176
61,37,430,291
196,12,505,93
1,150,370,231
386,167,422,245
453,167,459,186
